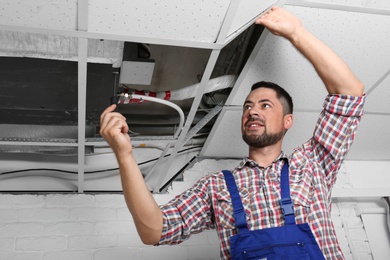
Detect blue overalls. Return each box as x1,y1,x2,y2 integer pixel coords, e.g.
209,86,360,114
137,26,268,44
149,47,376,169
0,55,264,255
222,161,326,260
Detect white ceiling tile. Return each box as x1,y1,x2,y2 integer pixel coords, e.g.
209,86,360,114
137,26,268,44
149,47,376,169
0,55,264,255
201,108,247,158
88,0,229,42
228,5,390,113
0,0,77,30
282,111,320,155
364,75,390,114
227,0,276,38
346,114,390,160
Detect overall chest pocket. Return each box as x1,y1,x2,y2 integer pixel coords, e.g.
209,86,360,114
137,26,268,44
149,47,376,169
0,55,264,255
242,242,310,260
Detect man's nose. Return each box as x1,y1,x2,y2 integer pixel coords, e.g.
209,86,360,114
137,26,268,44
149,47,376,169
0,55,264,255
248,107,259,117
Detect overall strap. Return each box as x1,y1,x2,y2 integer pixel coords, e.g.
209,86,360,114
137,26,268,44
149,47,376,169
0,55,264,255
279,160,296,225
222,170,249,233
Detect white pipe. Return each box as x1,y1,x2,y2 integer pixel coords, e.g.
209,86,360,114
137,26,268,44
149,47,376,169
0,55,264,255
121,75,236,101
130,94,185,138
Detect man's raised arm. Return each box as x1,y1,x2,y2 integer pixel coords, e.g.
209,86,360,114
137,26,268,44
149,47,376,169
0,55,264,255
100,104,163,245
256,6,364,96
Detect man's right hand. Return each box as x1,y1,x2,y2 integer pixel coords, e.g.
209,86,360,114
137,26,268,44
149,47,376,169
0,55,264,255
100,104,133,157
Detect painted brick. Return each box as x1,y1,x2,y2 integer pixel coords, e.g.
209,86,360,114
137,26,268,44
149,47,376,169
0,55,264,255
67,235,116,249
188,245,220,260
0,223,44,238
94,248,142,260
339,206,358,218
344,216,364,228
69,207,116,221
44,222,93,236
116,207,133,220
45,194,95,208
335,172,353,188
0,194,45,209
352,241,372,253
339,243,351,257
153,193,175,205
43,250,93,260
117,234,145,247
332,215,343,228
170,180,195,194
336,230,350,253
18,208,69,222
0,209,17,223
94,221,134,235
0,238,15,252
0,252,42,260
355,253,373,260
206,230,219,245
343,252,353,260
16,236,66,251
331,201,341,215
332,216,343,229
348,228,368,241
94,194,127,208
181,232,213,246
0,160,385,259
142,245,189,260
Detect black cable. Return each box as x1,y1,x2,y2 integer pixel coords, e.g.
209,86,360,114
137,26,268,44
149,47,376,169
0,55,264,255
159,156,197,193
0,146,201,176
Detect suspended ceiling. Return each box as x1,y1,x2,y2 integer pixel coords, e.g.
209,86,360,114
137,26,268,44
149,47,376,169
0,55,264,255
0,0,389,192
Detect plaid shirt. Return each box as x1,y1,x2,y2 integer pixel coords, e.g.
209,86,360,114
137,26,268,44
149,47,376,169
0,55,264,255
158,94,365,259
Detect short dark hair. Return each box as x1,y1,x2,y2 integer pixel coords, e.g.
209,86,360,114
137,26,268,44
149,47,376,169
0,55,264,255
250,81,293,115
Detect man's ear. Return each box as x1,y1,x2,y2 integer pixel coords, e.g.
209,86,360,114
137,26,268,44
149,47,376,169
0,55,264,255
284,114,293,130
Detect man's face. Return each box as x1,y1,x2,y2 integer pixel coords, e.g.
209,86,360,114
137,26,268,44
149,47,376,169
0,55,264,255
241,88,287,148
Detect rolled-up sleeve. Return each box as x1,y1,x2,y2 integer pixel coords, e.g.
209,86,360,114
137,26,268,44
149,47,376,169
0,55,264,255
312,93,365,184
158,175,214,245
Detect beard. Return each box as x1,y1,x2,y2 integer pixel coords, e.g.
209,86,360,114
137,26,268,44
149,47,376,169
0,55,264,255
242,128,284,148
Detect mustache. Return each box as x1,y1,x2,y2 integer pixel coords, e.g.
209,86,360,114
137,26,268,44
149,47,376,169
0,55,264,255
246,116,265,126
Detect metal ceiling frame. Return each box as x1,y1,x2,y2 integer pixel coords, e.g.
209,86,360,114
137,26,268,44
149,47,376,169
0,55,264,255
0,0,259,193
1,0,389,192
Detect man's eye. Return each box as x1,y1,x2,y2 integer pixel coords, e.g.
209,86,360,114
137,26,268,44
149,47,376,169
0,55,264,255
262,104,270,108
244,105,252,110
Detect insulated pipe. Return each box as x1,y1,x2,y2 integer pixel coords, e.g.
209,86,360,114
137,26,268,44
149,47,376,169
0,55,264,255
129,94,185,138
119,75,237,102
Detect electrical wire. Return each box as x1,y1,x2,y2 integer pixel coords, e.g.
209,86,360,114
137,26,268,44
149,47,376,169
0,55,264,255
0,146,201,176
121,94,185,138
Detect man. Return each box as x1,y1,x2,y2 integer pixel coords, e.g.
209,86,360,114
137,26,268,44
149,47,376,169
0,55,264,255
100,6,365,259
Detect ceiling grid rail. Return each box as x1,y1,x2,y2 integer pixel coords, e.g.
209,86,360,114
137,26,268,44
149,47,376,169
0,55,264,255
147,50,222,193
145,0,245,192
77,0,89,193
0,25,225,50
0,0,288,191
286,0,390,16
215,0,242,44
77,38,88,193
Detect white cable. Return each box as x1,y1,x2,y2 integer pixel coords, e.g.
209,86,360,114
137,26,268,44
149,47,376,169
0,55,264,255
121,75,237,101
130,94,185,138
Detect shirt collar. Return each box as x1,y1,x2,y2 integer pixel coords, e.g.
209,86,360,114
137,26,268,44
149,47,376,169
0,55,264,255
237,152,289,170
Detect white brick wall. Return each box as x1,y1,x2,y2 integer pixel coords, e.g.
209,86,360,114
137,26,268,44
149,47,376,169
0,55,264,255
0,159,388,260
0,192,219,260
